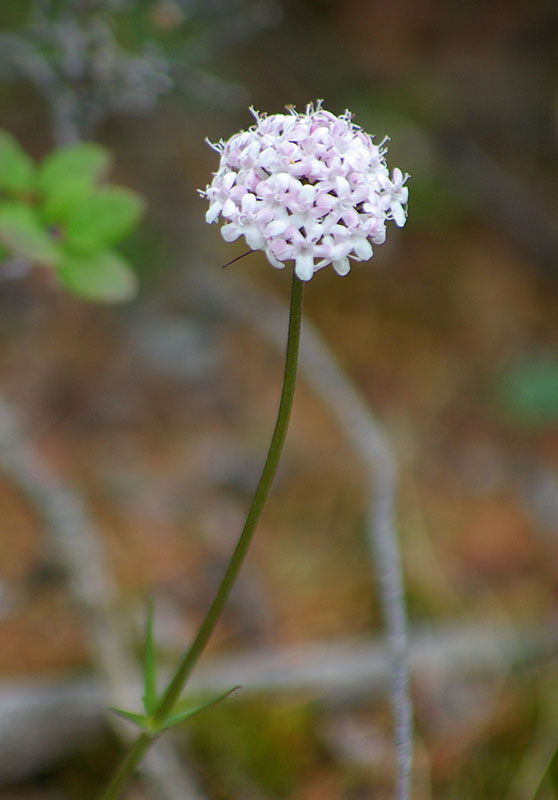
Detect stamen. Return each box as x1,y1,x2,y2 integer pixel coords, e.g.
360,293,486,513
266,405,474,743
221,250,255,269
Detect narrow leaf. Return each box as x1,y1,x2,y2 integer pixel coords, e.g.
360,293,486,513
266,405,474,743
109,707,148,728
142,598,157,715
161,686,241,731
0,202,60,265
57,248,137,303
65,186,145,252
0,130,35,194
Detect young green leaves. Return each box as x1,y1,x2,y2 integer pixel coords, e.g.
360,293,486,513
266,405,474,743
0,130,35,194
0,130,144,302
109,600,240,735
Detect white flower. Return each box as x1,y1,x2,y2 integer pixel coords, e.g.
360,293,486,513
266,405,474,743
201,101,409,281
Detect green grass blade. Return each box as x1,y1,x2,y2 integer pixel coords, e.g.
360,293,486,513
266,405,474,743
109,708,148,729
142,598,157,715
161,686,241,730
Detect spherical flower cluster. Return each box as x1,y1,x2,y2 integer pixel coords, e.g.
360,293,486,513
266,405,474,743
201,102,409,281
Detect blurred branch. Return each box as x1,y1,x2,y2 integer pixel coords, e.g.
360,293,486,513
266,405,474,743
0,4,208,793
191,268,413,799
0,622,555,782
0,0,284,143
0,398,206,799
439,130,558,273
0,31,80,145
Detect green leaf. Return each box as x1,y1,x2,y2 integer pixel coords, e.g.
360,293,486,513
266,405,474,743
57,248,138,302
142,598,157,715
161,686,241,731
0,202,60,265
0,130,35,194
498,357,558,427
39,142,110,193
109,707,149,728
65,186,145,252
38,143,111,221
40,177,95,224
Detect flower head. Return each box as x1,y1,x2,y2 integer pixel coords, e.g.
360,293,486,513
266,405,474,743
201,101,409,281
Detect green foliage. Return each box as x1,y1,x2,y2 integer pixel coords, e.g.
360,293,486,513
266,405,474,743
109,708,150,729
38,142,111,221
160,687,241,730
0,129,35,194
0,202,61,265
65,187,144,253
497,357,558,427
109,600,239,736
142,598,157,716
57,249,137,303
0,131,144,302
187,697,319,798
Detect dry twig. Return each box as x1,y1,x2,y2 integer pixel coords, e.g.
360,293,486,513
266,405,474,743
0,397,206,799
0,622,554,782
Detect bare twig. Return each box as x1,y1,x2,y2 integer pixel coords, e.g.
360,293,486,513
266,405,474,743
439,131,557,273
0,5,207,789
0,402,205,800
0,32,81,145
0,622,554,782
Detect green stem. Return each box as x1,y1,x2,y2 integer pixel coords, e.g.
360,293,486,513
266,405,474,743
97,271,304,800
97,733,153,800
156,270,303,722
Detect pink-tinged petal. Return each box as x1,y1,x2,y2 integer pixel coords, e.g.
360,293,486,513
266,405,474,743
398,186,409,203
222,198,238,219
265,250,286,269
244,228,265,250
341,208,359,228
331,240,353,261
221,224,242,242
305,221,325,241
259,148,276,168
289,159,314,178
295,253,315,281
266,219,288,236
334,175,351,198
333,257,351,276
278,172,295,191
230,185,247,202
299,184,316,206
330,223,350,240
269,237,292,261
204,102,408,279
351,184,370,204
353,238,373,260
255,206,273,225
371,226,387,245
223,172,236,190
315,192,335,213
241,193,257,215
206,202,222,224
392,202,407,227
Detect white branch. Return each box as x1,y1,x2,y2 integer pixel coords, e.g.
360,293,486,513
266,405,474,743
0,623,553,782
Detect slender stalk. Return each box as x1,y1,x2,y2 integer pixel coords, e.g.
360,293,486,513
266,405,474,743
97,271,304,800
97,733,153,800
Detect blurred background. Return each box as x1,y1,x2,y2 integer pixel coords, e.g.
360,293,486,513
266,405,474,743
0,1,557,798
